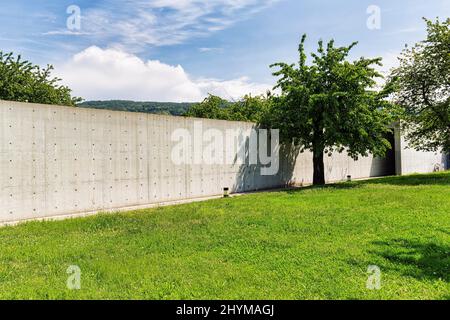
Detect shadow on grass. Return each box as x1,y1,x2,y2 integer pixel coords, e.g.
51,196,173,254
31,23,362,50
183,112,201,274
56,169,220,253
285,171,450,194
362,172,450,186
371,239,450,282
284,182,360,194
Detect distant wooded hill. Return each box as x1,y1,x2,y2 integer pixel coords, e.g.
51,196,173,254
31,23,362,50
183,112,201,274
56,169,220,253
78,100,195,116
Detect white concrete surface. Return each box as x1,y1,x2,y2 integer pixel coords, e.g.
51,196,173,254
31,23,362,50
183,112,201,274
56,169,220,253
397,136,446,174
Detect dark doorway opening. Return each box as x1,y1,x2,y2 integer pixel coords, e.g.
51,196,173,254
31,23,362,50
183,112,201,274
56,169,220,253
383,132,397,176
371,132,397,177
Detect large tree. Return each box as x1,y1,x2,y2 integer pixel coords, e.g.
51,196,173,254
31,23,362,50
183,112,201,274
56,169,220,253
267,35,395,185
0,51,81,106
389,18,450,153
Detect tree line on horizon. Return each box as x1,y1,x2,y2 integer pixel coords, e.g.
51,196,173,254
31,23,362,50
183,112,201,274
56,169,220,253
0,18,448,185
78,100,194,116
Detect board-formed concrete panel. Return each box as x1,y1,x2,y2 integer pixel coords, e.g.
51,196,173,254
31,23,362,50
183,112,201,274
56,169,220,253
0,100,446,223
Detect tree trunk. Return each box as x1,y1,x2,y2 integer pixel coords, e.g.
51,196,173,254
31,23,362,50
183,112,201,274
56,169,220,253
313,150,325,186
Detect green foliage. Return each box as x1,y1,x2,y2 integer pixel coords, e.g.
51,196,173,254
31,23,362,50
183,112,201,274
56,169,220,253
389,18,450,152
184,94,270,122
79,100,194,116
227,94,272,122
0,51,81,106
267,35,396,184
0,172,448,299
184,94,231,119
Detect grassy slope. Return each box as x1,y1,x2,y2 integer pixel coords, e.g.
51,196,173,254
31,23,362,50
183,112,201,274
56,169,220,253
0,172,449,300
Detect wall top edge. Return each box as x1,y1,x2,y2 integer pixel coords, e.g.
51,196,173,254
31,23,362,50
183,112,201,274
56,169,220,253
0,99,256,127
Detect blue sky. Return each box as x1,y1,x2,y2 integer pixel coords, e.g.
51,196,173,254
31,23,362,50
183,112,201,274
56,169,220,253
0,0,449,101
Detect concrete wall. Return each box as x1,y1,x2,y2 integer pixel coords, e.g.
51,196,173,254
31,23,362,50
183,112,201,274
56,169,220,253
0,100,445,223
0,100,283,223
285,150,394,186
396,135,447,175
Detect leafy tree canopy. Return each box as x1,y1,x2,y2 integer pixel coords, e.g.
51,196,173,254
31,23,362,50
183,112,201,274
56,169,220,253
184,94,231,119
0,51,81,106
184,94,270,122
266,35,396,185
389,18,450,152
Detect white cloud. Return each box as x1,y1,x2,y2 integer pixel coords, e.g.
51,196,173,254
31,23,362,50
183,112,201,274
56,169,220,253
198,47,223,53
42,30,91,36
384,27,421,36
370,51,401,89
56,46,272,102
196,77,271,101
72,0,279,49
378,51,401,78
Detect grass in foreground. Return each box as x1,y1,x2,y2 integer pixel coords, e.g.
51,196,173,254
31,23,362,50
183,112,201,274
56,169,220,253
0,172,449,300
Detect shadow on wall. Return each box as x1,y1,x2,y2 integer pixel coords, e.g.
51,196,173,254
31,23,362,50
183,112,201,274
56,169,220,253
370,238,450,283
232,126,301,193
279,143,302,186
231,128,446,193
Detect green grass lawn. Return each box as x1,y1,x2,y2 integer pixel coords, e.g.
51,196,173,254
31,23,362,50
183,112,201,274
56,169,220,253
0,172,449,300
